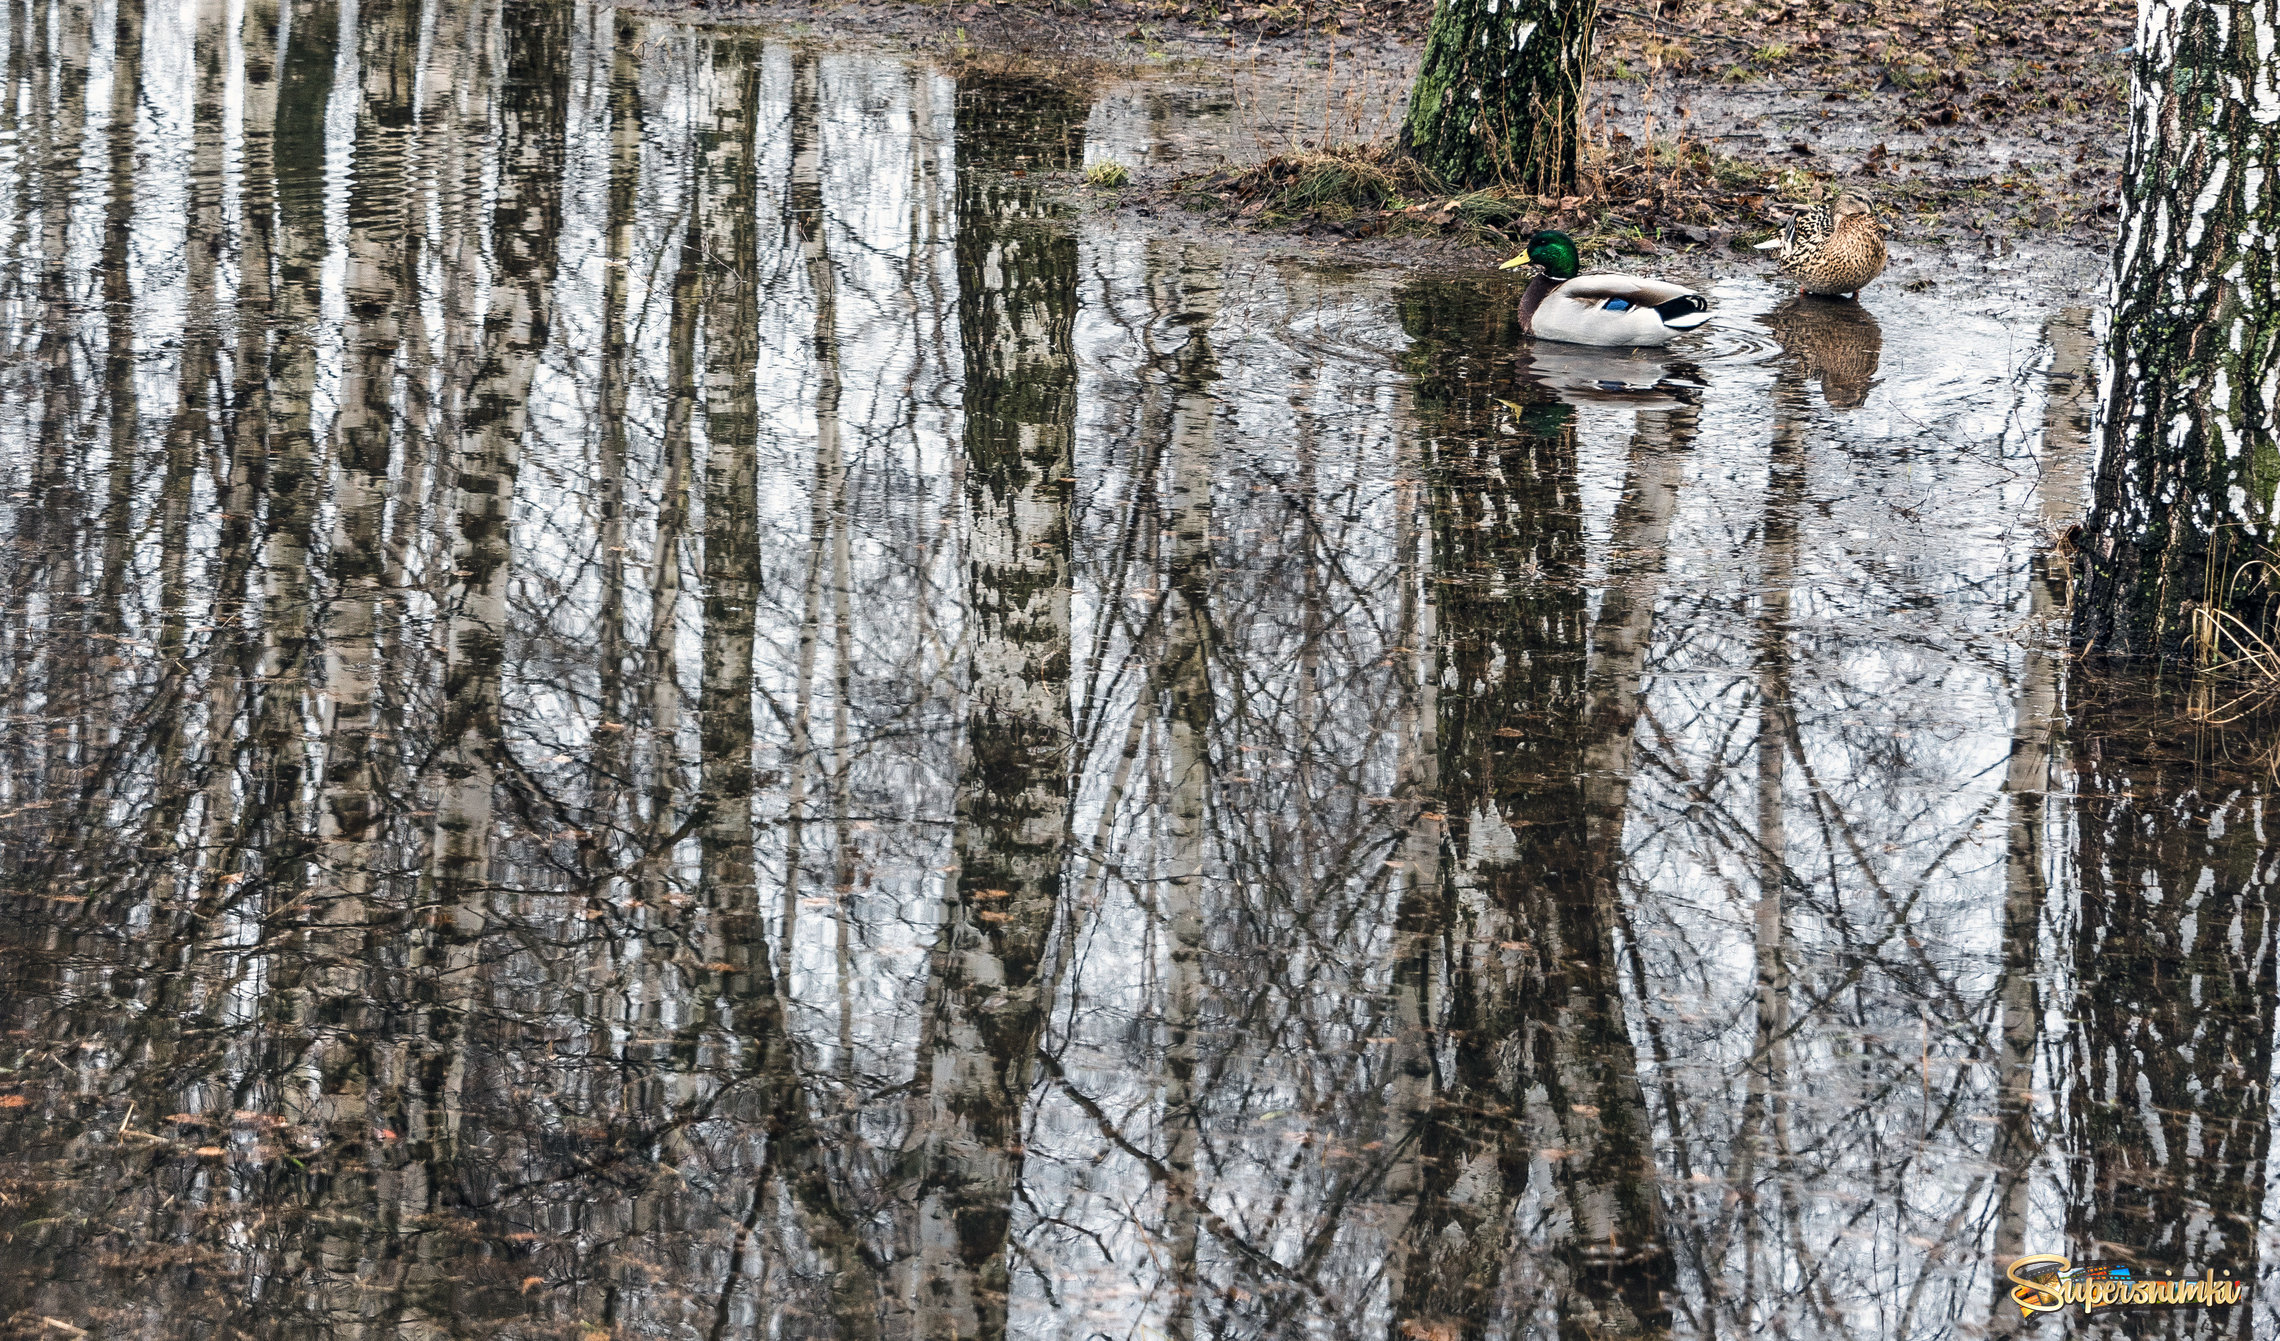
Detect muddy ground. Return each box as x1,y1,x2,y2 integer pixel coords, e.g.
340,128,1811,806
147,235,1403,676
634,0,2132,284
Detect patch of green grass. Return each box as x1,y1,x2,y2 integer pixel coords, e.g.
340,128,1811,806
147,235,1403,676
1751,42,1792,64
1884,60,1936,89
1771,166,1823,198
1084,160,1133,188
1709,155,1763,189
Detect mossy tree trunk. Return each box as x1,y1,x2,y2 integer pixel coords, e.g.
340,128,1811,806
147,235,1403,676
1399,0,1596,192
2075,0,2280,659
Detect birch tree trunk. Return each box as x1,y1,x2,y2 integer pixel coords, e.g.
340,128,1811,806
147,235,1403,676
1399,0,1596,192
2074,0,2280,659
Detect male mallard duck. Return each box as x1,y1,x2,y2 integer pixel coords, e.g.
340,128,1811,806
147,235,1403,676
1754,193,1887,298
1497,230,1711,347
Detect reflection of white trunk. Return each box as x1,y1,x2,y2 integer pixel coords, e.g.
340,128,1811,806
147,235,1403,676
1153,247,1220,1341
248,0,338,1013
913,415,1075,1334
1380,376,1441,1314
1549,403,1692,1335
160,0,230,613
1987,314,2090,1326
95,0,145,627
694,36,764,991
419,0,563,1153
17,0,93,911
643,211,699,908
782,52,840,976
908,77,1085,1341
201,0,280,857
388,0,478,603
146,0,231,849
287,13,402,1301
2033,311,2096,536
1734,392,1800,1312
317,0,412,1011
590,18,643,818
1397,374,1683,1335
1580,404,1694,858
31,0,92,568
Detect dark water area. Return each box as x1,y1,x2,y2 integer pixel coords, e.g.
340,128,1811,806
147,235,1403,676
0,1,2275,1338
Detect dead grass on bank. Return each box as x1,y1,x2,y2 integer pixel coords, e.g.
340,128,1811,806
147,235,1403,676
1155,136,1806,261
2185,562,2280,731
1142,120,2115,261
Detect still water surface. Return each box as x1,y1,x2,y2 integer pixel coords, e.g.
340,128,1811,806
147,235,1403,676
0,2,2275,1338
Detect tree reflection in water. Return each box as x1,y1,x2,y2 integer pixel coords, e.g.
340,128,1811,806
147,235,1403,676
0,5,2275,1339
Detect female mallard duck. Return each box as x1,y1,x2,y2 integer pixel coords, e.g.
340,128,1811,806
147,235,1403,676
1754,193,1887,298
1498,230,1711,347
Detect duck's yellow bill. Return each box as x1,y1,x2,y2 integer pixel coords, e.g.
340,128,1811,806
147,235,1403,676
1497,254,1531,270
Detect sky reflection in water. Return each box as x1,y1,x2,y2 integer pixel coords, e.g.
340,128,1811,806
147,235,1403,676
0,2,2274,1339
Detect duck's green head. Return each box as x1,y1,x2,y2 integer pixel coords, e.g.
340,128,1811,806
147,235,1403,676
1499,229,1581,280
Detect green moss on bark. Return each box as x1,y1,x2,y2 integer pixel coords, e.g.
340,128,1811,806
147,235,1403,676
1399,0,1598,192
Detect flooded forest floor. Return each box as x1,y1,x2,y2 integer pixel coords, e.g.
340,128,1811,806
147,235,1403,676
12,0,2261,1335
640,0,2133,276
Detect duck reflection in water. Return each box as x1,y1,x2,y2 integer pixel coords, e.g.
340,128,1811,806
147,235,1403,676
1762,294,1884,409
1510,342,1707,413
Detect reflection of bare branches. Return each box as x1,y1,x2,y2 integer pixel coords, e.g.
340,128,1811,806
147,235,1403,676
8,11,2280,1340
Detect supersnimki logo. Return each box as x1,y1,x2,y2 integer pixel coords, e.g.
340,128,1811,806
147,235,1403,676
2006,1255,2249,1318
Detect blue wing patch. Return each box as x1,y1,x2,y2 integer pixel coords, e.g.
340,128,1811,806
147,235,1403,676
1602,298,1632,311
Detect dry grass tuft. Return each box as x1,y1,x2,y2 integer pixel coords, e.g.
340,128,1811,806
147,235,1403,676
2184,562,2280,728
1160,135,1820,259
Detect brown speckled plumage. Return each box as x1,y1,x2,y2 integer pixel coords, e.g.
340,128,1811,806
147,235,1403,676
1762,194,1887,297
